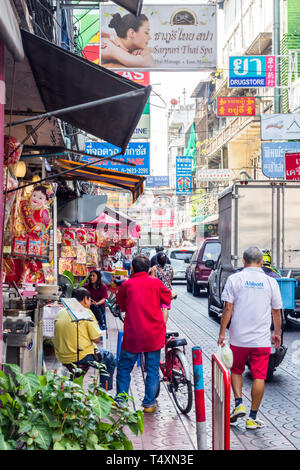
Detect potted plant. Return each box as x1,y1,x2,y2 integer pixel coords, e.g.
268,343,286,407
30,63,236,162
0,363,143,450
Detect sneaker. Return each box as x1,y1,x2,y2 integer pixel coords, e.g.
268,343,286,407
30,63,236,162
246,417,265,430
230,404,246,423
143,403,157,413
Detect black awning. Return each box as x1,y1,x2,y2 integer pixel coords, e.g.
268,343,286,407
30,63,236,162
20,30,151,153
112,0,143,16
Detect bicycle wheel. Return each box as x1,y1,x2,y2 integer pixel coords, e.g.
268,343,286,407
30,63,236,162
169,349,193,414
140,353,161,398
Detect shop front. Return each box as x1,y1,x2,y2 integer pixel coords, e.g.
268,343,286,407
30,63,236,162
1,24,150,371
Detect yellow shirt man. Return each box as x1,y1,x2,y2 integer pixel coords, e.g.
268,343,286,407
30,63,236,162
54,307,101,364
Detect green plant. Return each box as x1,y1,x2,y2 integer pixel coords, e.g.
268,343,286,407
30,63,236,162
62,270,89,289
0,364,143,450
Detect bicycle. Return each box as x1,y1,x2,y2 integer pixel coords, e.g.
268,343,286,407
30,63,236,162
106,279,126,323
140,331,193,414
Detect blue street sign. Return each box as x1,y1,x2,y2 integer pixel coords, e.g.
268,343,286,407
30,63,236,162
176,156,193,195
83,142,150,176
262,142,300,178
228,55,276,88
146,176,169,188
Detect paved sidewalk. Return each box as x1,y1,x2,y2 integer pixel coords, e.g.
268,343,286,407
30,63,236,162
45,311,202,451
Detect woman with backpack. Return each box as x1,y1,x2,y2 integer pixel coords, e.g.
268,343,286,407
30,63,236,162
151,252,176,323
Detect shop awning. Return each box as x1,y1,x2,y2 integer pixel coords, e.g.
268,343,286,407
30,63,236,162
55,158,145,203
7,30,151,153
84,213,121,226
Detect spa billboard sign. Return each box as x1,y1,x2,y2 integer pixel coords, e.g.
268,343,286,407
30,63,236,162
99,4,217,71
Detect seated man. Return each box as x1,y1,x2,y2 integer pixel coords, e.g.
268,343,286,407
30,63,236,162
53,287,116,390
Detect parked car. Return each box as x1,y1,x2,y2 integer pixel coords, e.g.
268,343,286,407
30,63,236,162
165,247,196,282
186,238,221,296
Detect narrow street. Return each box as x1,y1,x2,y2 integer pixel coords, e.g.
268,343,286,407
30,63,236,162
113,283,300,451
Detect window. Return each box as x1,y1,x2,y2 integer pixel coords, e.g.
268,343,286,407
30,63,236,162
201,243,221,262
170,250,194,261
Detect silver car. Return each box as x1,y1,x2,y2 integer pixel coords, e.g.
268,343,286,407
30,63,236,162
166,248,196,282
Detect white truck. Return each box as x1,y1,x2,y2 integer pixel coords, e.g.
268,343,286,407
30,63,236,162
207,180,300,380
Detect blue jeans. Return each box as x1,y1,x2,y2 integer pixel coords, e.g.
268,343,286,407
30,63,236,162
78,349,116,390
116,349,160,407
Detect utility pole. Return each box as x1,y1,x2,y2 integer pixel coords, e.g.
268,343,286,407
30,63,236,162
273,0,281,113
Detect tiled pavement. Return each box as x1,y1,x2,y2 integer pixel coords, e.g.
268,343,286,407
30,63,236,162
46,284,300,451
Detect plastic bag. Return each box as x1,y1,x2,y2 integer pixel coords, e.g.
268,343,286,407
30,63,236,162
217,343,233,369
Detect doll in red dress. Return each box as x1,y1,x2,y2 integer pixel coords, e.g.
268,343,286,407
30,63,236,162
19,185,51,239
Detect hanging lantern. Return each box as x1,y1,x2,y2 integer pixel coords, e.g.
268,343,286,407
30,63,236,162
4,136,23,165
12,161,26,178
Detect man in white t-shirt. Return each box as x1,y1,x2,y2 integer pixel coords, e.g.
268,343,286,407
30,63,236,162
218,246,282,430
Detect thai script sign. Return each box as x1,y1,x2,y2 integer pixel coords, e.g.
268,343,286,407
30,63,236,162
228,56,276,88
176,156,192,195
285,152,300,180
84,142,150,175
261,114,300,140
261,142,300,178
217,97,255,117
99,4,217,71
197,169,232,181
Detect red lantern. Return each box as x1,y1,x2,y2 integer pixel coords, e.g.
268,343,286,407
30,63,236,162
4,136,22,165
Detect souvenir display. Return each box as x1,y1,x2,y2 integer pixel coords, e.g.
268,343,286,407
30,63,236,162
4,135,22,165
76,228,87,244
59,258,73,275
73,262,87,277
13,238,27,255
61,245,77,258
76,245,86,264
27,238,42,256
62,229,76,246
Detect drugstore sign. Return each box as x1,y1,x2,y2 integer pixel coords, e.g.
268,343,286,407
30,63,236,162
228,56,276,88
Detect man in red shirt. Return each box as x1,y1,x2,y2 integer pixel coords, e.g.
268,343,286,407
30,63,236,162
116,255,171,412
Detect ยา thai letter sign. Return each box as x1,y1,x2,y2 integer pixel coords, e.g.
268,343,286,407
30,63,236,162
84,142,150,176
228,56,276,88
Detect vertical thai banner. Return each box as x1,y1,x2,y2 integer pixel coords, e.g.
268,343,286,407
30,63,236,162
176,156,193,195
116,71,150,139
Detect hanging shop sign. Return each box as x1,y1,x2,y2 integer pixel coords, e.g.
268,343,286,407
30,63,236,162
146,176,170,187
261,114,300,141
197,168,232,181
151,194,174,229
117,71,150,139
99,4,217,71
285,152,300,180
228,55,276,88
176,156,193,195
261,142,300,178
217,97,255,117
84,141,150,176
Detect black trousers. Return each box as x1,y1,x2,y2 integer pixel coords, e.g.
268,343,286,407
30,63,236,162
90,303,106,328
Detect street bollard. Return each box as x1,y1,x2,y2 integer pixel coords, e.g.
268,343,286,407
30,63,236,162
192,346,207,450
116,330,123,364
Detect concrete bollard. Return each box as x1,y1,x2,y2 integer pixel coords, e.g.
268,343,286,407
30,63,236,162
192,346,207,450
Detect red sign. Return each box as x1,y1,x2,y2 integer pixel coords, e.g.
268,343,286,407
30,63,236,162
285,152,300,180
217,97,255,117
116,71,149,87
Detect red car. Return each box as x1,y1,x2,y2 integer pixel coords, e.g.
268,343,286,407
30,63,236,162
185,237,221,296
